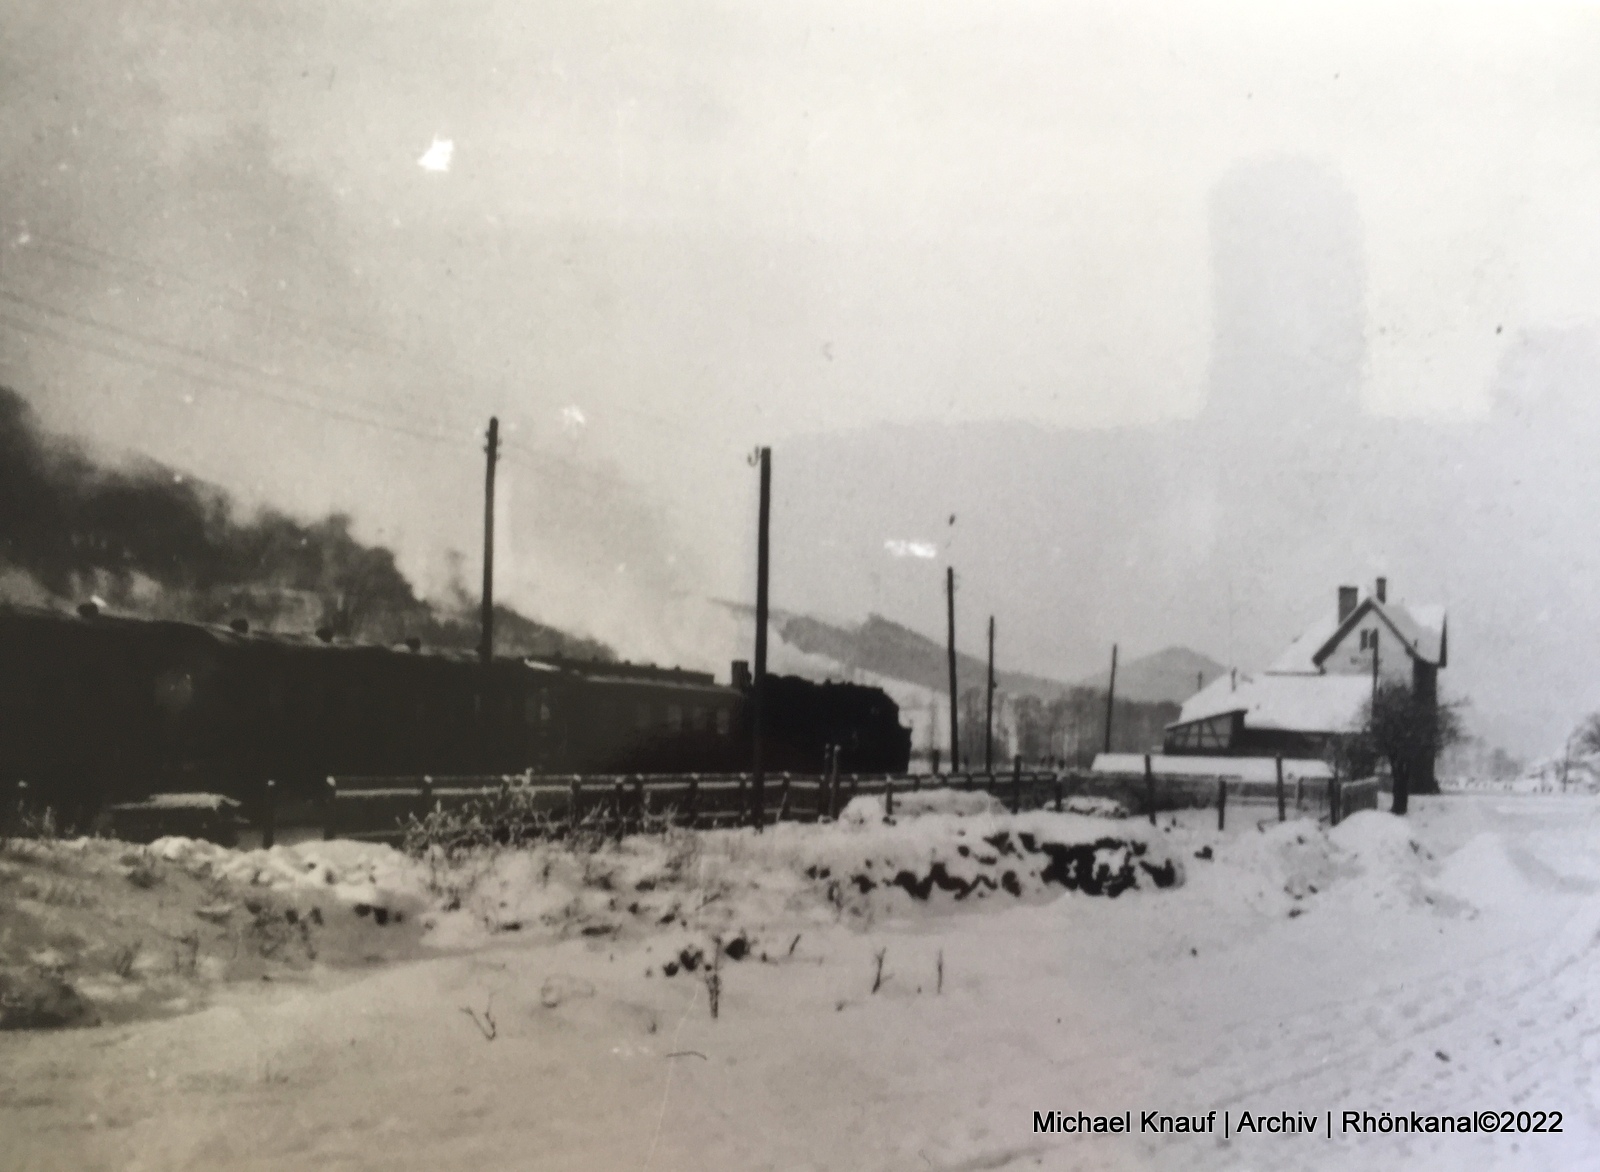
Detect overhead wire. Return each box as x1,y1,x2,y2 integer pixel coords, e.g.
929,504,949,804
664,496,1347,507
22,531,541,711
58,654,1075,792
21,228,412,355
11,227,475,433
11,224,739,464
0,308,653,494
0,287,465,442
2,228,747,493
0,310,471,449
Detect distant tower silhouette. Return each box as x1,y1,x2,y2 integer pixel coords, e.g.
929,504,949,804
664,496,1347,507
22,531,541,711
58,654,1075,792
1203,156,1366,435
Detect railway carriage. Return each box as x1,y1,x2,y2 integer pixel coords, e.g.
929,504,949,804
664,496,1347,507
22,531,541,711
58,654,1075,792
0,604,911,828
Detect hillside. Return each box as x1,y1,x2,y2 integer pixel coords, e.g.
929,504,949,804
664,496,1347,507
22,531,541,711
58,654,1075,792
718,603,1182,761
1077,645,1226,705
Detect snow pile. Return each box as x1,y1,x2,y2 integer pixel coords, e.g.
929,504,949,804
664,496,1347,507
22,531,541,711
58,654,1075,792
142,799,1185,954
1431,832,1539,911
148,836,432,923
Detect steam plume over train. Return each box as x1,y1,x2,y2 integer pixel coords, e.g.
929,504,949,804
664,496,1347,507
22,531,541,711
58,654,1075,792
0,385,611,659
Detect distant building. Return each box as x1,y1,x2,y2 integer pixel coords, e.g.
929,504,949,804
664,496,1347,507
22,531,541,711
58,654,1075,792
1163,578,1446,782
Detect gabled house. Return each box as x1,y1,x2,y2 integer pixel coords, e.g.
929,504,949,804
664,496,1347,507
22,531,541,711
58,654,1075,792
1164,578,1446,785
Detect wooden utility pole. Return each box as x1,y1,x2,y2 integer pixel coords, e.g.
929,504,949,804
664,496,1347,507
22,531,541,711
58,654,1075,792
752,447,771,828
1371,629,1380,705
479,416,499,664
985,616,996,773
1102,643,1118,755
946,567,959,772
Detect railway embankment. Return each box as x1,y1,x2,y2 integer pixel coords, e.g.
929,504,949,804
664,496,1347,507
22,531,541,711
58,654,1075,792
2,790,1185,1029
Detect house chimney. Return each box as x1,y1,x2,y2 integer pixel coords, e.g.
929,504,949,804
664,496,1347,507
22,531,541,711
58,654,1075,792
1338,585,1359,622
1375,577,1387,603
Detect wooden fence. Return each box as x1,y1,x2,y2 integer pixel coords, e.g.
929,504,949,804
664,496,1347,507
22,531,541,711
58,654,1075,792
255,759,1380,847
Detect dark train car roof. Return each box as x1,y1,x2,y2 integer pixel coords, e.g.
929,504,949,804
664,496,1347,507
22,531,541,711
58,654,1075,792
0,605,729,689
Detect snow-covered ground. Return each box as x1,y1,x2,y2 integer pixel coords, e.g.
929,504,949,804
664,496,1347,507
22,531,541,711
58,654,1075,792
4,792,1600,1171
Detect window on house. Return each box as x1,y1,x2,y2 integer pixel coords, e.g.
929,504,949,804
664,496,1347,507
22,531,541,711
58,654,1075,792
716,708,731,737
666,704,683,733
691,706,708,732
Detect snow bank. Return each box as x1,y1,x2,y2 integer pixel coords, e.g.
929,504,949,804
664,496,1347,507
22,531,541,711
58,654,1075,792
1432,833,1538,911
1328,810,1423,862
141,801,1184,956
148,836,432,922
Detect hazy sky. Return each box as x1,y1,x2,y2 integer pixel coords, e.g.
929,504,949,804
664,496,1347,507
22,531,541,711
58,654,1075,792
4,2,1600,752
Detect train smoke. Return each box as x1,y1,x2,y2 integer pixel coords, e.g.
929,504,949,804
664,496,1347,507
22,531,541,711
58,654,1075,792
0,385,613,659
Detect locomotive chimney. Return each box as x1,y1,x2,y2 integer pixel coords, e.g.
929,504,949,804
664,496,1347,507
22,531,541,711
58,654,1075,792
731,659,752,689
404,636,422,652
1338,585,1358,622
315,626,334,643
76,602,99,619
229,617,250,634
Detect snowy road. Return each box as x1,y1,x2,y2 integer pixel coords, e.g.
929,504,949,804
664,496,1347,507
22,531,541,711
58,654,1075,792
3,794,1598,1171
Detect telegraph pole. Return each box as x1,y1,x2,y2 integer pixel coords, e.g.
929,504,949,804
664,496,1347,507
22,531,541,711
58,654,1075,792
752,447,771,828
1371,629,1380,706
946,567,959,772
480,417,499,664
1102,643,1118,755
985,616,996,773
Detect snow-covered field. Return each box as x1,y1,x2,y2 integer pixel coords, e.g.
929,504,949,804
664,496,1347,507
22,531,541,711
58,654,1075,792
4,792,1599,1171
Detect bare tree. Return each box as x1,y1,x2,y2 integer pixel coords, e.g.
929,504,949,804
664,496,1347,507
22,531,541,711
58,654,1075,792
1360,680,1463,815
1572,713,1600,759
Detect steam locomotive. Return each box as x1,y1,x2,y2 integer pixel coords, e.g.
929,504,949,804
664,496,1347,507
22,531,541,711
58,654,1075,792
0,604,911,828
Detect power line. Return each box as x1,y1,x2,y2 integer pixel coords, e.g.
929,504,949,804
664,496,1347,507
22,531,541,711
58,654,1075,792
11,227,471,433
0,310,469,448
0,311,654,494
21,228,413,356
0,288,462,441
12,225,738,465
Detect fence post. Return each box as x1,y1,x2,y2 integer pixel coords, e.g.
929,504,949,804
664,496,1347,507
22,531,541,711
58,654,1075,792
569,778,582,835
778,774,791,824
633,776,647,832
686,776,699,829
613,780,626,842
931,748,940,776
1296,776,1304,812
1276,755,1286,822
261,779,277,851
1145,754,1155,825
1217,777,1226,832
825,747,838,819
1053,776,1063,813
1331,778,1343,826
738,776,749,827
418,775,434,822
1011,755,1023,815
323,777,338,841
884,777,895,820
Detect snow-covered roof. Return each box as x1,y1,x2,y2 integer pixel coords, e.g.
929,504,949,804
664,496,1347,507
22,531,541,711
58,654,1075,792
1268,614,1343,674
1269,594,1446,673
1172,671,1373,735
1093,754,1334,782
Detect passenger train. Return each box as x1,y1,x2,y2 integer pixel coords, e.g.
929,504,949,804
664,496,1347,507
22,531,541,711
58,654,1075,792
0,604,912,828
